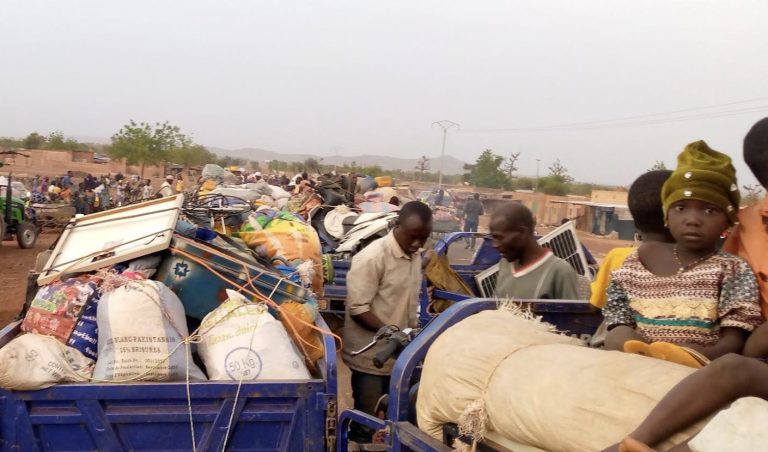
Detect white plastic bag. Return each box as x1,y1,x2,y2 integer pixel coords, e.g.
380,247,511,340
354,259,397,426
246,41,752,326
198,290,310,380
93,280,206,382
0,334,94,390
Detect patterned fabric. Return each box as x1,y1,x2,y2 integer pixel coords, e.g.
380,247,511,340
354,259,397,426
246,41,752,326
21,275,101,359
603,251,762,346
236,208,323,292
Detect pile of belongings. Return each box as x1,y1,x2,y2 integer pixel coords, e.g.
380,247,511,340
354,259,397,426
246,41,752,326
198,164,292,210
359,188,401,213
235,207,323,292
0,196,326,391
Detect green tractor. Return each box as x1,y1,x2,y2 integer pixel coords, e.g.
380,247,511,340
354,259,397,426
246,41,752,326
0,176,38,249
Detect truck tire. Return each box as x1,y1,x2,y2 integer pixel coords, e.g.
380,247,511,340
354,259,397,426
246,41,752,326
16,221,37,249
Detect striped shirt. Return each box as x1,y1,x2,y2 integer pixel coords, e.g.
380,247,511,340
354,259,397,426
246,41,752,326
603,251,762,346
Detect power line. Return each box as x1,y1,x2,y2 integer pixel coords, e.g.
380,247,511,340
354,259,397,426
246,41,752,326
461,97,768,133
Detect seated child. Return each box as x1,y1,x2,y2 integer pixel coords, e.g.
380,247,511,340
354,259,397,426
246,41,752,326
603,118,768,452
603,140,762,368
590,170,673,309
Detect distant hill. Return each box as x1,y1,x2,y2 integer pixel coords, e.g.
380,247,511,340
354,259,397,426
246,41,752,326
208,147,469,175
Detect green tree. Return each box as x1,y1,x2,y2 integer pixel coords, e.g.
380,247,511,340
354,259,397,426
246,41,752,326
108,121,190,177
0,137,24,148
516,177,535,190
171,144,216,170
470,149,510,189
538,175,569,196
45,131,85,151
23,132,46,150
46,131,67,149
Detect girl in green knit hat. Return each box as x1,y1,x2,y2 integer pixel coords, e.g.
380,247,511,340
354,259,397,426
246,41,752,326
603,140,762,368
602,121,768,452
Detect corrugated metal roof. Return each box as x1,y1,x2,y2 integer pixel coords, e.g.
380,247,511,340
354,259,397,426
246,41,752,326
548,199,628,209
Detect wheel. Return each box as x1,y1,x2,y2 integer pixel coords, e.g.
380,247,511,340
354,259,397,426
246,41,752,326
16,221,37,249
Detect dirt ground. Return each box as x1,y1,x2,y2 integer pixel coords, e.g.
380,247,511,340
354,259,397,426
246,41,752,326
0,232,58,327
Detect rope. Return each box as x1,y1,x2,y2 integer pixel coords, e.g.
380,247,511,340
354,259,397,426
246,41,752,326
185,340,197,452
170,246,342,351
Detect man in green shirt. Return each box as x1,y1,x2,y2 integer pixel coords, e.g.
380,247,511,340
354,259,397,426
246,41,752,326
489,202,580,300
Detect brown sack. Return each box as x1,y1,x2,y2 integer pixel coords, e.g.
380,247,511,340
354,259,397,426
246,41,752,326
482,344,704,451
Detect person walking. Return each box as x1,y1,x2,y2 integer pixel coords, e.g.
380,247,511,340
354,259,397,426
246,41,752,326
463,193,484,250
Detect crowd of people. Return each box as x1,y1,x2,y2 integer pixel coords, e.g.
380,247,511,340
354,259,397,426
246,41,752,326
340,116,768,450
25,171,189,215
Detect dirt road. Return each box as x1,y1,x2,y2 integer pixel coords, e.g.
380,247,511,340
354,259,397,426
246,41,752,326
0,233,57,327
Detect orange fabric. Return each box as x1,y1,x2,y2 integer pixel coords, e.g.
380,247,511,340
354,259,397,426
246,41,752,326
280,302,324,364
724,197,768,319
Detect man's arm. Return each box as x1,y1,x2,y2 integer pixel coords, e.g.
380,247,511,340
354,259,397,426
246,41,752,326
347,253,386,332
351,311,386,331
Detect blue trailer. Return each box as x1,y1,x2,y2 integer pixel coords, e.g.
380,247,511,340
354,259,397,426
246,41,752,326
0,315,339,452
336,298,602,451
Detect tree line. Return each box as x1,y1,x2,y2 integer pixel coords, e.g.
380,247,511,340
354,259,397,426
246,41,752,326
1,123,629,196
0,131,90,151
464,149,622,196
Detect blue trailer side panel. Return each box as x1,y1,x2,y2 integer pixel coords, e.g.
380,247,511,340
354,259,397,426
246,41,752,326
0,316,337,452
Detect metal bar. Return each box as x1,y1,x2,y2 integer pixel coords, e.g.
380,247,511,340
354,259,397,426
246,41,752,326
392,421,452,452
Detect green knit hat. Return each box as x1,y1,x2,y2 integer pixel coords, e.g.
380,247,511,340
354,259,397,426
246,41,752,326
661,140,740,223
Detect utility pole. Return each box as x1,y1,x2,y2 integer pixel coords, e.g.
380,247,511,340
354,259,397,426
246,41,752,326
431,120,460,190
534,159,541,192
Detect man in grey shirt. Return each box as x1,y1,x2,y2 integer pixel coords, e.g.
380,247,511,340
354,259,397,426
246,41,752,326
489,202,579,300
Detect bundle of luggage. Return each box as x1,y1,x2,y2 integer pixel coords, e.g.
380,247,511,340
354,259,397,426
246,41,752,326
0,196,327,391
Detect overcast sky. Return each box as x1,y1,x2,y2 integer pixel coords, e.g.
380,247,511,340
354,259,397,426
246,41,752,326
1,0,767,186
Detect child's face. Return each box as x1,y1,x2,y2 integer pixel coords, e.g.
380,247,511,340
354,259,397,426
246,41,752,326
667,199,729,252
